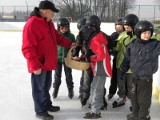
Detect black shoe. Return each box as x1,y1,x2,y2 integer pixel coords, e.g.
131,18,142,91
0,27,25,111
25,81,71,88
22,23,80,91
52,87,59,99
48,105,60,112
84,112,101,119
68,88,74,99
108,93,114,100
112,97,126,108
36,113,54,120
100,105,107,110
130,106,132,112
79,94,82,99
127,113,138,120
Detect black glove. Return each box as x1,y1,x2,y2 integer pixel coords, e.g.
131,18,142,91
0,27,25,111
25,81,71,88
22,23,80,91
85,49,95,62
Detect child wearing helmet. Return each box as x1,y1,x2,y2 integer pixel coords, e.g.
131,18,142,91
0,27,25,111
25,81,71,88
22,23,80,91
79,15,112,119
52,17,75,99
113,14,139,109
74,17,108,110
73,18,92,104
120,20,160,120
108,17,124,100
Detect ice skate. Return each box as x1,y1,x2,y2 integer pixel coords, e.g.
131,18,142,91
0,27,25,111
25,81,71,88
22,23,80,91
112,97,126,108
84,112,101,119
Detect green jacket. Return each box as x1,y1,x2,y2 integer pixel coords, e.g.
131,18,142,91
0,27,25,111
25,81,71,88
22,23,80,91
151,33,160,40
58,31,75,62
114,31,136,73
114,32,160,73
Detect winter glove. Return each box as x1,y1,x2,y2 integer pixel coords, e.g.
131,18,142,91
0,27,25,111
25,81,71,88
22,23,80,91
85,49,95,62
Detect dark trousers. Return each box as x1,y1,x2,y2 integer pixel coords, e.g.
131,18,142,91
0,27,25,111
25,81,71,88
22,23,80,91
131,78,152,120
117,69,132,98
31,71,52,115
79,71,84,95
53,62,73,89
79,68,93,99
109,57,117,95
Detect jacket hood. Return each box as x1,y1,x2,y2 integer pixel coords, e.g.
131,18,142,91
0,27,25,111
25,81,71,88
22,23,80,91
30,7,41,18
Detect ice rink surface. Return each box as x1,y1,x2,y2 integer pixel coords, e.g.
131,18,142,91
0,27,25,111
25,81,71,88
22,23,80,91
0,32,160,120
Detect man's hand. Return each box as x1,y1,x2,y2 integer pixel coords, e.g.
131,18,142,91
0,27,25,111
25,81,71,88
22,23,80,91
34,68,42,75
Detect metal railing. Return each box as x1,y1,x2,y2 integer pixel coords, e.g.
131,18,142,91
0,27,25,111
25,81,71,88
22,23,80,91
0,5,160,22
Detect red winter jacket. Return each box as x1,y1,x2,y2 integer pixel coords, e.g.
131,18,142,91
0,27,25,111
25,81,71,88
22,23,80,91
22,16,72,73
89,32,112,77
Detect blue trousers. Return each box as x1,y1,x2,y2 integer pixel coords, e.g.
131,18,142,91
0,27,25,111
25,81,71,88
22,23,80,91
31,71,52,115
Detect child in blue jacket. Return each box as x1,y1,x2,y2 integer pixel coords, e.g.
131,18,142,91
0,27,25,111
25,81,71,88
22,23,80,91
121,20,160,120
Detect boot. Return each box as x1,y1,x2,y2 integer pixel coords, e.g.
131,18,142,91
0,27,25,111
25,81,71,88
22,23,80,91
130,106,132,112
112,96,126,108
36,112,54,120
127,113,138,120
48,105,60,112
81,98,88,107
68,88,74,99
84,112,101,119
108,93,114,100
52,87,59,99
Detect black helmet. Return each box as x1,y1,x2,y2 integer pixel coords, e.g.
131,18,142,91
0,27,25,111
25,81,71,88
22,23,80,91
77,18,86,30
115,17,123,25
79,25,96,41
57,17,70,29
86,15,101,32
123,14,139,29
134,20,154,39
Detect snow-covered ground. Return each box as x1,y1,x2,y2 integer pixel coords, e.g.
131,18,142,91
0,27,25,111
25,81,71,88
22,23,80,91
0,32,160,120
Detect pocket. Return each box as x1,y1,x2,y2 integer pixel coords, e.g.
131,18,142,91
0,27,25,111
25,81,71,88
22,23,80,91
96,61,108,76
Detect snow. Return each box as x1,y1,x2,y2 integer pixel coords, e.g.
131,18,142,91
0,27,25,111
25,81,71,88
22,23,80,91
0,31,160,120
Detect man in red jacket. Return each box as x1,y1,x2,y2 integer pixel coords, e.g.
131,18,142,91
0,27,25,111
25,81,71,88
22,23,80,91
22,1,76,120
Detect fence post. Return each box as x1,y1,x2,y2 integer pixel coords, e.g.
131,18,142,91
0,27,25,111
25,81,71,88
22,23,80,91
14,6,16,22
153,5,156,26
138,5,140,19
25,1,28,17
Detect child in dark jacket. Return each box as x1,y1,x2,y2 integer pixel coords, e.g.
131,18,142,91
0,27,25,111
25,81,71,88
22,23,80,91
74,17,108,110
120,20,160,120
79,15,112,119
74,18,93,105
52,17,75,99
108,17,124,100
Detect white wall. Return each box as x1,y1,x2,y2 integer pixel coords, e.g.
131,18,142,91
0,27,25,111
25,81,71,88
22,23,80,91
0,22,115,35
